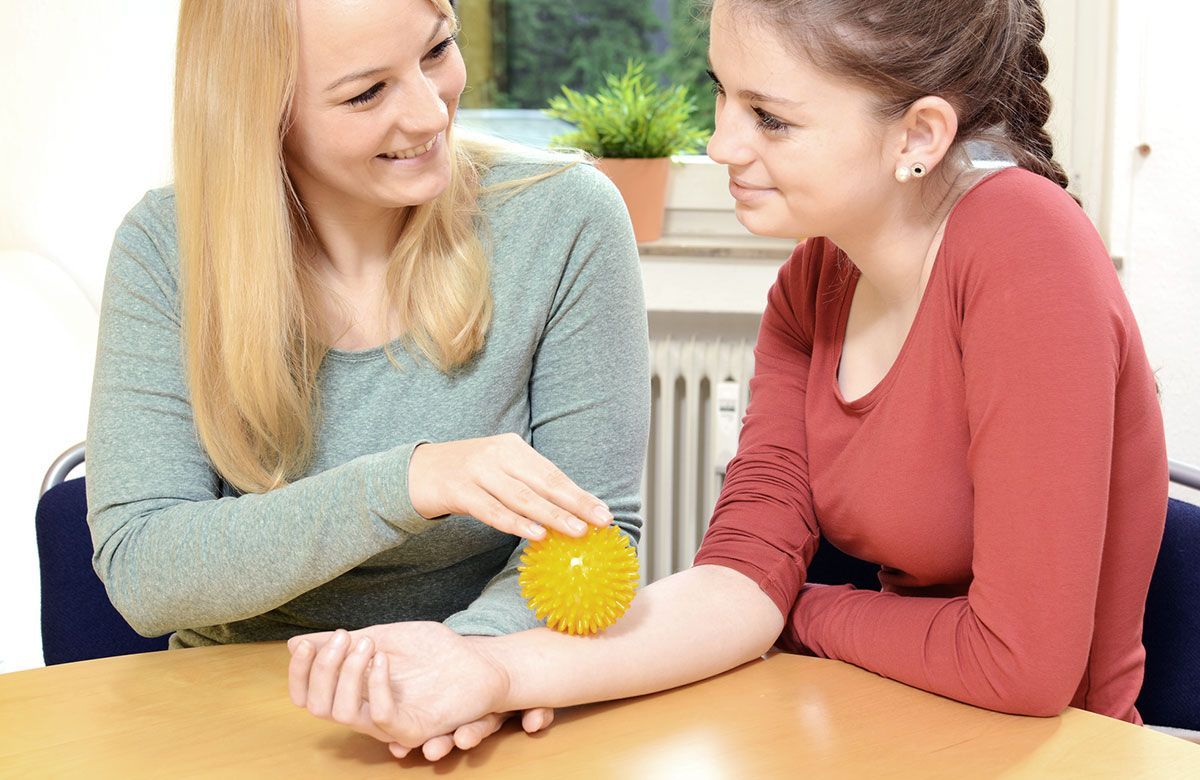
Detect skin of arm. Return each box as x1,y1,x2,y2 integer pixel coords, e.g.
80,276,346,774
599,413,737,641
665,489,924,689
484,564,783,711
288,563,783,748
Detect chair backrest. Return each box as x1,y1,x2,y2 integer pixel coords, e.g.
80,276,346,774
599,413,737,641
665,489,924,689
35,473,168,664
1136,496,1200,731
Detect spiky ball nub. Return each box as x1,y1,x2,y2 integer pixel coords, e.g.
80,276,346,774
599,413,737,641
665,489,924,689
518,524,640,636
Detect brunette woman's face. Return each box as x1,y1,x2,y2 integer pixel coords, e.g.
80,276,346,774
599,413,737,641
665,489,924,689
706,0,898,240
284,0,465,213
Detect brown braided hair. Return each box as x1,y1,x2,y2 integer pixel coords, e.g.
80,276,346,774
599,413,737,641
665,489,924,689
726,0,1071,191
1007,0,1070,187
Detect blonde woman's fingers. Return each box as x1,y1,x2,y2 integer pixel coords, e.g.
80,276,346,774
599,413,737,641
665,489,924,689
452,712,508,750
305,629,352,719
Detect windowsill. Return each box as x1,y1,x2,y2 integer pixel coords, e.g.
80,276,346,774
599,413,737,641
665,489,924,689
638,234,794,260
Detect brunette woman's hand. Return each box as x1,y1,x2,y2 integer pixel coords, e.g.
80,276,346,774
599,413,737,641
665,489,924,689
407,434,612,540
287,623,536,756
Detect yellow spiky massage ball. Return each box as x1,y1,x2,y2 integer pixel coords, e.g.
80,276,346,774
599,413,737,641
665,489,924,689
518,524,640,636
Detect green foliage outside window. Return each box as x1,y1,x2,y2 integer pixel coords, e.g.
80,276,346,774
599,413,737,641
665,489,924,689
466,0,715,133
657,0,714,133
491,0,662,109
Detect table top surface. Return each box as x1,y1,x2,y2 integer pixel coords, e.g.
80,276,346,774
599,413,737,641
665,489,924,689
1,643,1198,779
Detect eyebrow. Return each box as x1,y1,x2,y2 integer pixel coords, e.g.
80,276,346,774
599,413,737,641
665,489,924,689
706,62,804,107
324,17,448,93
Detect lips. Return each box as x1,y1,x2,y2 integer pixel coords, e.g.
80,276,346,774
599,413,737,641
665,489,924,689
730,176,770,190
728,175,775,203
378,136,436,160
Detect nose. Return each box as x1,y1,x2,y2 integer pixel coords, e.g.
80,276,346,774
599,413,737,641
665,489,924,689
706,99,754,168
392,72,449,140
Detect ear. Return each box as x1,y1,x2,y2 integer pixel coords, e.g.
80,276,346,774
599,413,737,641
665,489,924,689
891,96,959,175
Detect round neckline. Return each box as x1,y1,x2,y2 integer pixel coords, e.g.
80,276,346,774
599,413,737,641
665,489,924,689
323,336,407,364
830,166,1015,412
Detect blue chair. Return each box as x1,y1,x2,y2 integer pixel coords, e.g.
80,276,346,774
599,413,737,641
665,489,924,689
1137,460,1200,739
35,443,168,665
807,459,1200,738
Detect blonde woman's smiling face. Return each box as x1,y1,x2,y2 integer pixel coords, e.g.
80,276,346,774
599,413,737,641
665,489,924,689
284,0,466,214
705,0,898,241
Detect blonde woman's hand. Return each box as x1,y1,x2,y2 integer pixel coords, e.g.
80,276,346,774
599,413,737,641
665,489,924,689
407,434,612,541
385,707,556,762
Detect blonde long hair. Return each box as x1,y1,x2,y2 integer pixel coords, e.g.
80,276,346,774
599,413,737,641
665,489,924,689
175,0,502,493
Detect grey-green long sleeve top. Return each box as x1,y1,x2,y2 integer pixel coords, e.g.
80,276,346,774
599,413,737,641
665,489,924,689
86,156,650,647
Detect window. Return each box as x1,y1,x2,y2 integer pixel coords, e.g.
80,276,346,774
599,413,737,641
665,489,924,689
455,0,714,147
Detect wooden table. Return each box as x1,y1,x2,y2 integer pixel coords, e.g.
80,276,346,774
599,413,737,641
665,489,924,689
2,644,1198,778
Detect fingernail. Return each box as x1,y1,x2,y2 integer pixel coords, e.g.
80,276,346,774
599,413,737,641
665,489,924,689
331,630,348,648
591,505,612,524
528,522,546,538
297,640,312,655
355,637,372,654
569,518,587,535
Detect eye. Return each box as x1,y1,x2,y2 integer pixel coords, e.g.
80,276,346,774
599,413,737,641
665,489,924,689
426,35,457,62
705,68,725,96
347,81,385,106
754,107,789,133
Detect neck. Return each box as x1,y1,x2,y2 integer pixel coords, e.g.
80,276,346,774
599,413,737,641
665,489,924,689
301,196,407,280
833,172,968,306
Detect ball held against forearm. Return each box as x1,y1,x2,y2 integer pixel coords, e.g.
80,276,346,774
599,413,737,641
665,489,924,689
518,525,639,635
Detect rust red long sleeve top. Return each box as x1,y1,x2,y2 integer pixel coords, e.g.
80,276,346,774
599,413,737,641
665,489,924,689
694,168,1167,722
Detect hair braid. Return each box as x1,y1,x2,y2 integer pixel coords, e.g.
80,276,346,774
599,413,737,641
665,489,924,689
1006,0,1070,189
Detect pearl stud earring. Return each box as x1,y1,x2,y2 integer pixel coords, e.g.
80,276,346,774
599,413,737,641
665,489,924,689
895,166,911,183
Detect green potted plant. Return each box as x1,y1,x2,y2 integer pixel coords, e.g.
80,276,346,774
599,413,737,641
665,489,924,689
545,60,710,242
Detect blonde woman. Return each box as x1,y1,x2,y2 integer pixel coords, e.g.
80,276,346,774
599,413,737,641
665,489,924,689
86,0,648,688
292,0,1167,762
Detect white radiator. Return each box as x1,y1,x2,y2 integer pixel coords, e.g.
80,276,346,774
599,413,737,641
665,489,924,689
640,338,755,585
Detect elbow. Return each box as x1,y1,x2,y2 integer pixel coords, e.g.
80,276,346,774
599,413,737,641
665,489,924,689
980,660,1080,718
119,606,174,640
92,548,175,639
997,687,1073,718
99,573,175,638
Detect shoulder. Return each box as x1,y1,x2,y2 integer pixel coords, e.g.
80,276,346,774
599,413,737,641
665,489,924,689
107,186,182,296
756,237,845,353
944,167,1132,351
120,185,178,240
775,236,847,317
942,166,1119,301
946,167,1108,273
475,142,625,230
115,186,180,265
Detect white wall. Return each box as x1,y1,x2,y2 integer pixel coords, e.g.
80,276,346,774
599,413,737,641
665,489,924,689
0,0,180,672
2,0,179,303
1107,0,1200,502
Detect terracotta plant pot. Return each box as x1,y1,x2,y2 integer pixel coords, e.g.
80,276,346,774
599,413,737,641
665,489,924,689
595,157,671,243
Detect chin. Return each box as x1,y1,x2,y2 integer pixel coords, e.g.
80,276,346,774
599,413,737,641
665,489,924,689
733,204,802,240
377,168,453,209
387,184,450,208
